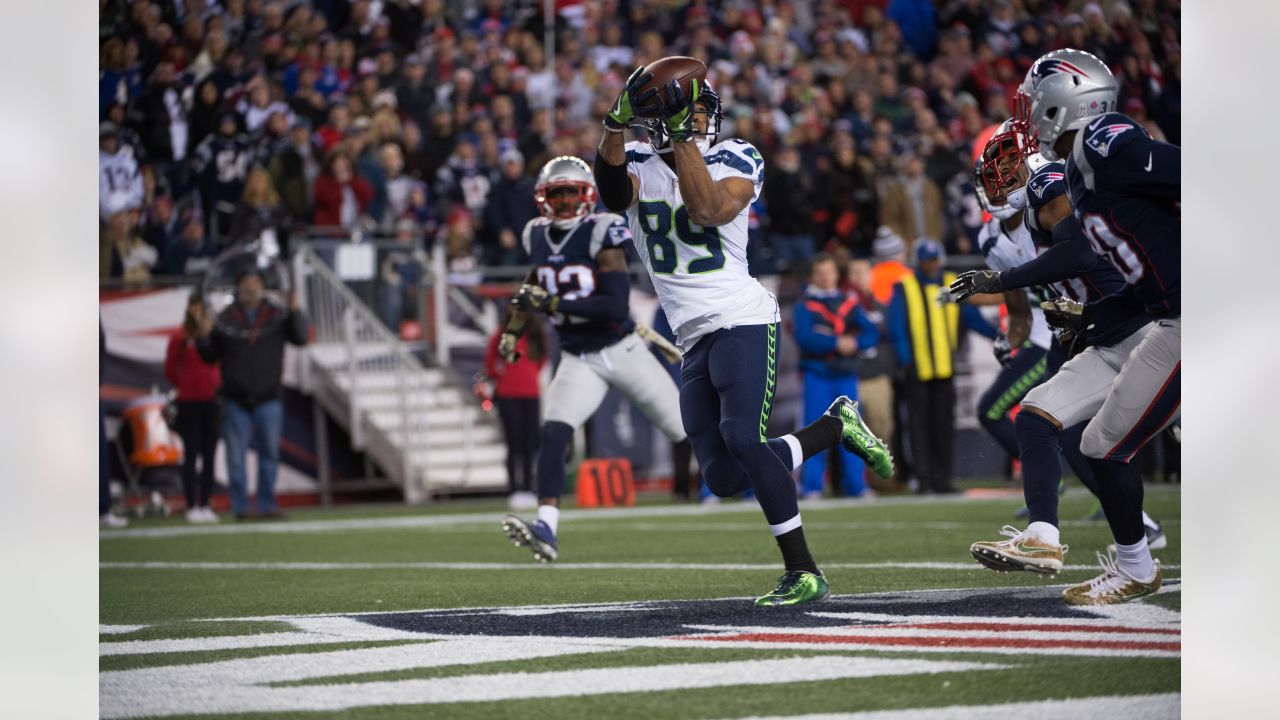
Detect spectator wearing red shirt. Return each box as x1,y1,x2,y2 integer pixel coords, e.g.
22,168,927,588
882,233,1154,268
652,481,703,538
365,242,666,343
312,151,373,228
484,313,547,508
164,295,222,522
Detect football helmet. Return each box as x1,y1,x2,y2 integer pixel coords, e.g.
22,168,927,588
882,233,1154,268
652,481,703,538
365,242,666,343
975,119,1049,219
1014,49,1118,161
534,156,598,229
638,80,723,155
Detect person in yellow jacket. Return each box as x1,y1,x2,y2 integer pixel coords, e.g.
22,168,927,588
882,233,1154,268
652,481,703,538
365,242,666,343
886,239,998,494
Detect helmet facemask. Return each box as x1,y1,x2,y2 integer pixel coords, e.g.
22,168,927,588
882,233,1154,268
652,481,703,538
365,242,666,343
640,82,723,155
534,155,598,229
977,126,1031,220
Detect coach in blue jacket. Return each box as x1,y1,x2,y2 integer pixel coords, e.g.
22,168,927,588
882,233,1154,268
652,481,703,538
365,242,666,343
792,253,880,498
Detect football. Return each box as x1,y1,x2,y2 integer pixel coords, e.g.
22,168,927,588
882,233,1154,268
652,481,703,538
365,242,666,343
632,55,707,118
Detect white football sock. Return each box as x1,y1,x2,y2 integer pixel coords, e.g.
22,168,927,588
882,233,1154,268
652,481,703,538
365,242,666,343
537,504,560,535
1026,521,1060,546
780,435,804,471
1114,537,1156,581
769,513,803,537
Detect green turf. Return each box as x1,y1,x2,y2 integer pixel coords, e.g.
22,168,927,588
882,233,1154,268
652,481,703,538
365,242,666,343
100,486,1181,719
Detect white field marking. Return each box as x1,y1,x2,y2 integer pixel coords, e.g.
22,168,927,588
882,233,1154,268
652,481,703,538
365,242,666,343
100,560,1182,572
100,624,149,635
101,487,1174,539
99,616,446,657
723,693,1180,720
100,650,1001,718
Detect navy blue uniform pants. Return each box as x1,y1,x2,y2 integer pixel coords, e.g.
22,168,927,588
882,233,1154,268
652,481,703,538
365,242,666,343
680,323,799,526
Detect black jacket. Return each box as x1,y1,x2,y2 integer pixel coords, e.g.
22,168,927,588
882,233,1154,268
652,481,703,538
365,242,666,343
196,301,308,406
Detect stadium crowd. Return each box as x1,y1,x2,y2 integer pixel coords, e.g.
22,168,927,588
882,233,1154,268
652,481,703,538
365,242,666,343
100,0,1181,283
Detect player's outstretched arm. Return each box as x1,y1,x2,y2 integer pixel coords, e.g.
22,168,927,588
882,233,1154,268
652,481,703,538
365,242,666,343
1004,290,1032,348
673,142,755,227
999,218,1098,290
595,67,645,212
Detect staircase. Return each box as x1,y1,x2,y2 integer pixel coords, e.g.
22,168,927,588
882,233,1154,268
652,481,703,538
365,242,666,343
294,245,507,502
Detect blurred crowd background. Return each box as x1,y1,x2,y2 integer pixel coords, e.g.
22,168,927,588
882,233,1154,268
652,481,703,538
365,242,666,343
100,0,1181,285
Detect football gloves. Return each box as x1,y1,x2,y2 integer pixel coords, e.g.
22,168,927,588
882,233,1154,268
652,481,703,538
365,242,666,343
513,283,559,315
992,333,1013,367
657,78,700,143
1041,298,1089,349
949,269,1004,303
604,67,651,132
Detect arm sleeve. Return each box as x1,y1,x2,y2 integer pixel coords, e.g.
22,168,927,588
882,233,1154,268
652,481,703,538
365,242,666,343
285,309,309,345
163,335,181,388
554,271,631,323
999,218,1097,290
853,305,880,351
594,154,634,213
791,302,837,355
887,286,912,366
484,332,501,378
961,304,999,340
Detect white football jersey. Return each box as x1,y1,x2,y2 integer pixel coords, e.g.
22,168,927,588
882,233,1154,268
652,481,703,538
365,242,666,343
623,138,779,351
976,216,1053,350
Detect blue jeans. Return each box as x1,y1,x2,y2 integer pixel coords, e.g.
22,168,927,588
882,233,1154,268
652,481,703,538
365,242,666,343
801,371,864,496
221,399,283,515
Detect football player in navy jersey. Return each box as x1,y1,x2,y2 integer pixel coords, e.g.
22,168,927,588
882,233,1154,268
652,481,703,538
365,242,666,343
499,156,690,564
954,49,1179,605
955,126,1166,582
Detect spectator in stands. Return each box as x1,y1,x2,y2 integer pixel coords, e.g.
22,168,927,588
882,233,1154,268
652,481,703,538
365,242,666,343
101,209,156,283
312,151,373,230
484,310,547,510
380,142,417,230
159,208,219,276
377,218,429,331
195,268,309,520
818,135,879,256
764,145,816,273
792,254,879,499
270,117,319,224
847,257,898,491
886,240,997,494
481,149,536,268
130,61,187,169
165,294,223,523
881,154,944,255
187,79,226,159
229,167,290,255
100,121,144,221
191,112,255,244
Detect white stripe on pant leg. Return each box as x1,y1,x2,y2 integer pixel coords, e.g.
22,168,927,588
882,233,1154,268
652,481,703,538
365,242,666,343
769,514,803,536
781,435,803,471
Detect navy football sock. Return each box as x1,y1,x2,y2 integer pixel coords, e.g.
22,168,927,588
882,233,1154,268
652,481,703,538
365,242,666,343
1059,423,1101,497
1016,412,1063,527
535,421,575,502
1088,457,1146,546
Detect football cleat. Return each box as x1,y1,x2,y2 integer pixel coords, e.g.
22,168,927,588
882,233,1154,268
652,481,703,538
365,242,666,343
826,396,894,479
970,525,1068,574
1062,551,1161,605
754,571,830,607
501,515,558,563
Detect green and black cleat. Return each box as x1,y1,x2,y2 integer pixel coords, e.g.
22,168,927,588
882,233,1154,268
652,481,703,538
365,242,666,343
826,395,894,479
754,571,830,607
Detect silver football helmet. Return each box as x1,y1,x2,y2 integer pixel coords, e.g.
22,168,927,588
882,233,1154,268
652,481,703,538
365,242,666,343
534,156,598,229
638,80,723,155
1014,49,1118,161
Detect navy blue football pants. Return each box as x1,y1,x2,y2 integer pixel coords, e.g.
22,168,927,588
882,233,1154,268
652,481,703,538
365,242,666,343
680,323,799,526
978,343,1049,458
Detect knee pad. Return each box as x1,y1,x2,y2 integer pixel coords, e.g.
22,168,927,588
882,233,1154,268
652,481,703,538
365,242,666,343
1079,423,1109,460
538,421,575,459
702,457,748,497
717,417,760,458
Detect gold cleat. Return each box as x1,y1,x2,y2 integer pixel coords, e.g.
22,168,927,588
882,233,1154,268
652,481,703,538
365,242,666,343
1062,551,1162,606
970,525,1067,575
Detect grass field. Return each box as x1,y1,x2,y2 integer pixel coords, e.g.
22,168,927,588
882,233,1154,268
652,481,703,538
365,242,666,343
100,485,1181,719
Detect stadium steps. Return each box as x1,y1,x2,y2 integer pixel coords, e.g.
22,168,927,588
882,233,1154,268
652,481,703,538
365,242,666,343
296,248,509,503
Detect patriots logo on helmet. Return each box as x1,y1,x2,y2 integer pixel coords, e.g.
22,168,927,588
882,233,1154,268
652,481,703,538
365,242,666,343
1031,57,1092,81
1029,171,1066,199
1084,122,1135,158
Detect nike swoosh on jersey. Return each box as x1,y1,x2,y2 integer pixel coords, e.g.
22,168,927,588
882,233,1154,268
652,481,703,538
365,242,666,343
1144,152,1153,172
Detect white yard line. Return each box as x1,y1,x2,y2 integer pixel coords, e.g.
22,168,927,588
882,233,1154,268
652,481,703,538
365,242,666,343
100,651,1001,718
100,560,1181,572
99,624,149,635
100,488,1179,539
725,693,1180,720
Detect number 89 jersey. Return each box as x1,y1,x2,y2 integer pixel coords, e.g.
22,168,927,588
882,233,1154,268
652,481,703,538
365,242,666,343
522,212,635,355
624,139,780,351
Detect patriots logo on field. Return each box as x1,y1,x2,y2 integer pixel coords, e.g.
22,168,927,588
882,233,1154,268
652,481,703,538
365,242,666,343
1029,172,1066,199
1084,123,1135,158
1031,57,1091,80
